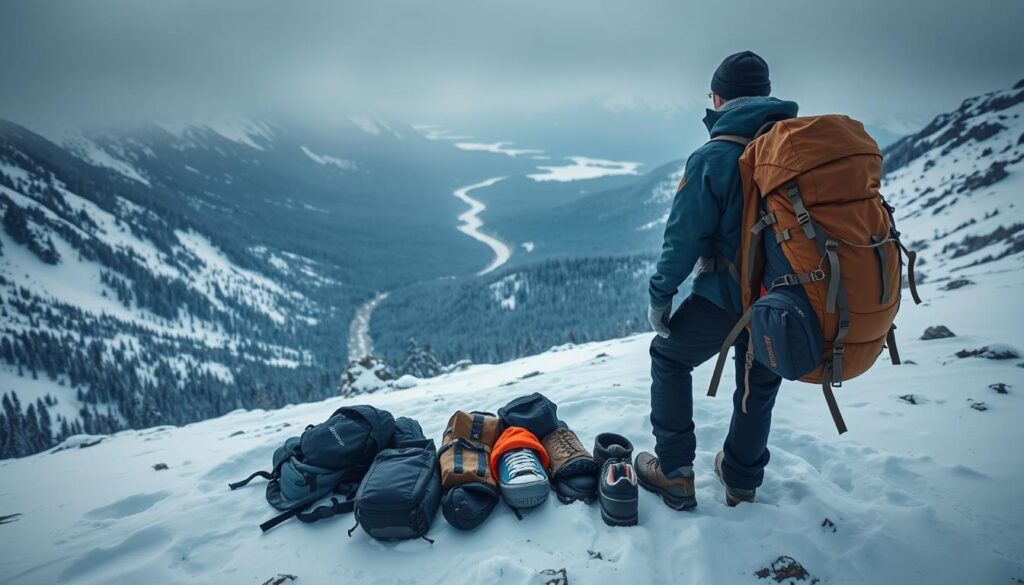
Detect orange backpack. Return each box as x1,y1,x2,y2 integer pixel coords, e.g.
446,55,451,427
705,115,922,433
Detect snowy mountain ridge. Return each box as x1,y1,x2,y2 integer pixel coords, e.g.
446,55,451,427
882,80,1024,277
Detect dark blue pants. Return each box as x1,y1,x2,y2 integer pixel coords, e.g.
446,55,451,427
649,294,782,490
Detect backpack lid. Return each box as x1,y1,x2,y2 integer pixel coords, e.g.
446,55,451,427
747,115,881,195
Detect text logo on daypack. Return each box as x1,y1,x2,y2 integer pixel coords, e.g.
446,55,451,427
763,335,778,368
329,425,346,447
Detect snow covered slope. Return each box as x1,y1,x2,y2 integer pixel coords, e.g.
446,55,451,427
0,112,514,457
0,260,1021,584
0,119,356,456
883,80,1024,278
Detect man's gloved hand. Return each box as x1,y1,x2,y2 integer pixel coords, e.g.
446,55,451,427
648,303,671,338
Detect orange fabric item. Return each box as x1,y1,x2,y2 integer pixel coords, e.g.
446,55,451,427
489,426,549,480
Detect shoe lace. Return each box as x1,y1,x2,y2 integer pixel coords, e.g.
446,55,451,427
648,457,661,474
505,450,540,478
553,430,578,457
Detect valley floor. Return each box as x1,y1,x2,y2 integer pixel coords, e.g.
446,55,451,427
1,269,1022,585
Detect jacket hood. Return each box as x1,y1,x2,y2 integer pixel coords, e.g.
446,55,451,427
702,96,799,139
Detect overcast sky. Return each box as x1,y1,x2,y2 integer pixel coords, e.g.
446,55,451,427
1,0,1021,134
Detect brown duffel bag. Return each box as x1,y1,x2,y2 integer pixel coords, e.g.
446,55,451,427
438,410,502,530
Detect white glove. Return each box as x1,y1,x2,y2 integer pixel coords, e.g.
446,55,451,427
648,304,671,338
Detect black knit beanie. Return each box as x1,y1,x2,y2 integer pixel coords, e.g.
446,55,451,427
711,51,771,100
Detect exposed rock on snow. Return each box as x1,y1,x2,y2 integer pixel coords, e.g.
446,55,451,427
754,556,818,584
0,513,22,525
989,382,1010,394
339,356,395,397
956,344,1020,360
943,278,975,291
922,325,956,340
261,574,297,585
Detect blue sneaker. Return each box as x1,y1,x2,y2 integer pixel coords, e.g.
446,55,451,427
497,448,550,508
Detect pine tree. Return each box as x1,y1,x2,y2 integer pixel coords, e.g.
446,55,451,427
400,339,442,378
2,201,31,245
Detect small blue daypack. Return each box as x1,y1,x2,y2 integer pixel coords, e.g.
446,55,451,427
229,405,395,532
748,213,825,382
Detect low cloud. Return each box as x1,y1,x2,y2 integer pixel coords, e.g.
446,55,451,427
1,0,1021,133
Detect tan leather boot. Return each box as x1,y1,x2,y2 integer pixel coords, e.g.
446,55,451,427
634,451,696,510
714,451,756,507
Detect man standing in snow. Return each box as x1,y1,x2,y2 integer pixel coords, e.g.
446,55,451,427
637,51,797,509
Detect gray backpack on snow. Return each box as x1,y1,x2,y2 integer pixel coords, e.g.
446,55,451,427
348,417,443,542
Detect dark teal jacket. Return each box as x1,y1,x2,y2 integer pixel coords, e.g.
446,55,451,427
649,97,799,312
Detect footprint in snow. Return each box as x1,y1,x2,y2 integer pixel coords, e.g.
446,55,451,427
84,491,169,521
59,526,172,583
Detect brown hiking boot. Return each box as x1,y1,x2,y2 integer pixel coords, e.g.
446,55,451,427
541,427,598,502
714,451,756,507
634,452,696,510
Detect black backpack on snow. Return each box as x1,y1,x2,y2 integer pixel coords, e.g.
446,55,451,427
349,416,443,541
229,405,395,532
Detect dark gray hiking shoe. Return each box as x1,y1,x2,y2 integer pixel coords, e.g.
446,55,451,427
635,452,697,511
714,451,755,507
600,460,638,526
594,433,638,526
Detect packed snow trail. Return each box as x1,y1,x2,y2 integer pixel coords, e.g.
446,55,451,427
453,177,511,275
1,264,1022,584
347,292,388,361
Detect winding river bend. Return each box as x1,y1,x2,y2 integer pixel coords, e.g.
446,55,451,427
347,291,388,361
453,177,512,275
345,178,511,362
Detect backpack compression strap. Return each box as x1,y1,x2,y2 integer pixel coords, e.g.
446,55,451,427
259,484,359,533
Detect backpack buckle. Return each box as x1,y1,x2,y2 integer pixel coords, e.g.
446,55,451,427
810,269,826,282
795,211,810,226
770,274,798,288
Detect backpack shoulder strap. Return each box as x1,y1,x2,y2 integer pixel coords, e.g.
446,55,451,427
709,134,752,146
